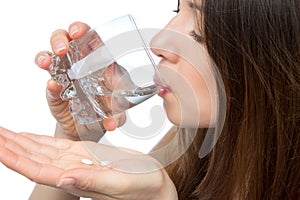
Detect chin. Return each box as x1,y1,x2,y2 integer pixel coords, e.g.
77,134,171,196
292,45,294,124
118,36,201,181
165,108,214,128
164,105,180,126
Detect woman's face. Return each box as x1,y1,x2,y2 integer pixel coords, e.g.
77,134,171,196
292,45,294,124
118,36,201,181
151,0,218,128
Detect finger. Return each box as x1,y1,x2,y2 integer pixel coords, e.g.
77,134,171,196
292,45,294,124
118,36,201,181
0,132,47,163
57,168,124,192
0,127,60,159
102,117,117,131
2,130,98,170
34,51,53,70
20,132,72,150
46,79,63,100
68,21,91,39
102,113,126,131
0,142,62,186
57,159,161,197
0,134,28,157
56,179,112,200
58,157,159,191
50,29,70,55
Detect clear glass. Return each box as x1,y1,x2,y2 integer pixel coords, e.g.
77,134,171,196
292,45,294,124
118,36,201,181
50,15,166,124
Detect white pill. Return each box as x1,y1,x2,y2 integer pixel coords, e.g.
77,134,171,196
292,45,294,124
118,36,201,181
80,158,94,165
100,161,111,166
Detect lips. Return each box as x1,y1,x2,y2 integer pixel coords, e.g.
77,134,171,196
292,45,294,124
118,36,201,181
153,75,172,96
158,87,172,97
153,62,172,96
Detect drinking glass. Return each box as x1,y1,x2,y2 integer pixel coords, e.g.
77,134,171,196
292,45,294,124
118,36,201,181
50,15,166,124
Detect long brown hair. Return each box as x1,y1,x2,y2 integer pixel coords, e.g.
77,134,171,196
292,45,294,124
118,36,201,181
166,0,300,199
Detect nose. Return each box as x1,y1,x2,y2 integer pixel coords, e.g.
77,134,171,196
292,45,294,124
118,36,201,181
150,17,181,64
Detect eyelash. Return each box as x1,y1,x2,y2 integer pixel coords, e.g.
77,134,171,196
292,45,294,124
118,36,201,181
190,30,204,43
173,2,204,43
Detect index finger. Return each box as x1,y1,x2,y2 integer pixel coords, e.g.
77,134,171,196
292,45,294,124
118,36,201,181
68,21,91,39
50,29,71,55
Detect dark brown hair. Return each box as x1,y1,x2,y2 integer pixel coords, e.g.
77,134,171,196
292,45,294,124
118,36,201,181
166,0,300,199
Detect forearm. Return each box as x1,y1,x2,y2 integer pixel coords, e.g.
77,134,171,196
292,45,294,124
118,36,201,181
29,184,79,200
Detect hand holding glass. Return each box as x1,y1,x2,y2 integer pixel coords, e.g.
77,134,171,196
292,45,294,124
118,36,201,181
50,15,166,124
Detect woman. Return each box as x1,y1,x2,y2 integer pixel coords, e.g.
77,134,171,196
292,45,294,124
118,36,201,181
0,0,299,199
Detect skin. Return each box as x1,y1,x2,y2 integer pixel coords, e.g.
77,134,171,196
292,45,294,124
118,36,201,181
34,22,121,141
0,0,215,199
151,0,217,128
0,127,177,200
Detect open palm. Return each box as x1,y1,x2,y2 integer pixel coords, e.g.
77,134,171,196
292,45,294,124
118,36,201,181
0,126,100,185
0,127,176,199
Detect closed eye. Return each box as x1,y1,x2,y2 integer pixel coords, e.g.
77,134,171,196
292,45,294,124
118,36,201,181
190,30,205,43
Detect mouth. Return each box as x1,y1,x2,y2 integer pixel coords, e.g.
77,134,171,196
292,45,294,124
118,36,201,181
153,75,172,96
158,87,172,97
153,62,172,96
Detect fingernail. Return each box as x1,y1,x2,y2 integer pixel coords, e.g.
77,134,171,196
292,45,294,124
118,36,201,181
57,178,76,187
37,55,45,65
69,25,79,36
54,40,66,53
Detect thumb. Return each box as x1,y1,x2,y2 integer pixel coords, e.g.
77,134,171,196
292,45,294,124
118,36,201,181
56,167,120,191
102,112,126,131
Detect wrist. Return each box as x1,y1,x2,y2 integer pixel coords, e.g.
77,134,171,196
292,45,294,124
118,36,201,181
54,123,80,140
54,122,106,142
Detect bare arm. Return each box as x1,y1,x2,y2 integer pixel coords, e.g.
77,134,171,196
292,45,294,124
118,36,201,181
29,184,79,200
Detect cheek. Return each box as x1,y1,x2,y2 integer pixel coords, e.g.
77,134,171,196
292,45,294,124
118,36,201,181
160,62,216,128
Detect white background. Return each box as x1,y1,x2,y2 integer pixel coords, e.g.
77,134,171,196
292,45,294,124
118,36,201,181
0,0,176,199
